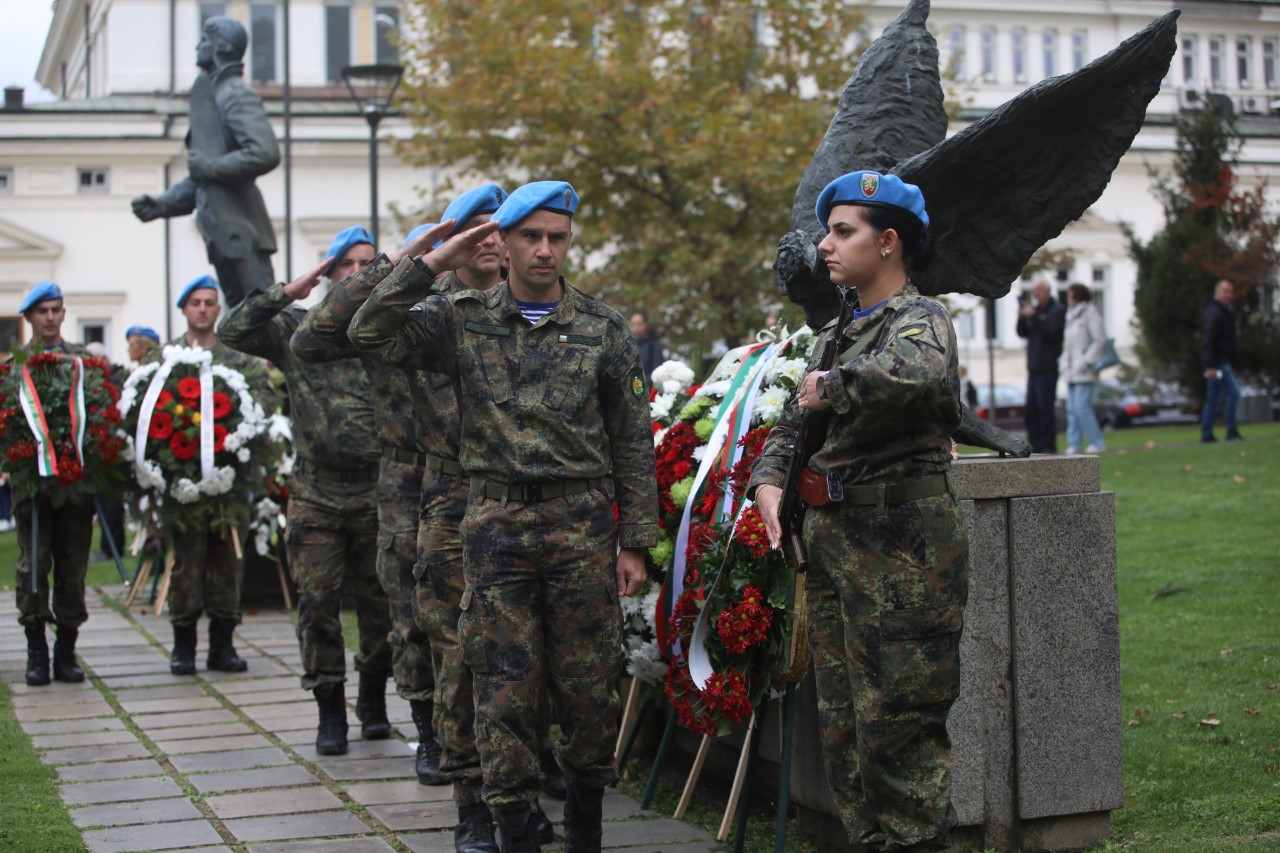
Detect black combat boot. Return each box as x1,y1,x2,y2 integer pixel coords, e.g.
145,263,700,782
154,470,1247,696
314,682,349,755
207,617,248,672
410,698,445,784
453,801,499,853
539,748,568,800
170,622,198,676
492,806,540,853
24,623,50,686
534,802,555,845
52,625,85,683
354,673,391,740
563,782,605,853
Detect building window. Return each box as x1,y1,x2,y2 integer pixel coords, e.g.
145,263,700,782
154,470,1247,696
1182,35,1198,83
1071,29,1087,71
1265,38,1278,89
949,25,966,78
199,2,226,26
0,168,11,193
326,4,351,83
78,320,108,347
1012,28,1027,84
250,3,278,84
1042,29,1058,78
77,168,109,194
981,27,996,82
1237,37,1252,89
1209,36,1224,87
374,5,400,65
0,316,22,352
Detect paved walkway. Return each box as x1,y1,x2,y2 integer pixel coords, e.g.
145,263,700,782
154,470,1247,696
1,589,721,853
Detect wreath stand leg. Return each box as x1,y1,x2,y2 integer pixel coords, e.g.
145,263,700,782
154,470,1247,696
94,496,128,584
616,676,643,759
616,688,655,782
153,548,176,617
274,555,293,611
639,705,678,809
774,683,799,852
123,556,154,609
128,526,144,557
674,733,713,821
227,525,243,561
29,502,39,593
717,709,761,844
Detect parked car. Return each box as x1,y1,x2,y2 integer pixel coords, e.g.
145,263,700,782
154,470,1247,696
1088,380,1198,428
971,384,1027,434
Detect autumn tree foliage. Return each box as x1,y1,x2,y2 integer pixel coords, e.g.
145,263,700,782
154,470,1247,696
395,0,865,349
1129,103,1280,396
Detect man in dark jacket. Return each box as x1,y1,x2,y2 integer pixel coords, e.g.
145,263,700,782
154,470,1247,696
1015,278,1066,453
131,16,279,308
1201,278,1243,443
629,311,665,380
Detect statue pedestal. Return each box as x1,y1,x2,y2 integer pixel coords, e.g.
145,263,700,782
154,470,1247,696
672,454,1122,851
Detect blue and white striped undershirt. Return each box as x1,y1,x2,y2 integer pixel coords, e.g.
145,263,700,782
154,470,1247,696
515,299,559,325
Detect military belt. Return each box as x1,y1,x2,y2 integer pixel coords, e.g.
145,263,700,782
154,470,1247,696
842,473,950,508
423,454,462,476
381,446,427,467
470,478,594,503
297,459,378,484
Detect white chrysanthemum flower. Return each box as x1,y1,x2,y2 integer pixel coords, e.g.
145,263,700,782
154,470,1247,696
753,386,791,425
268,414,293,443
254,526,271,556
172,478,201,504
650,393,675,421
650,360,695,390
692,445,707,463
697,380,731,400
236,447,251,463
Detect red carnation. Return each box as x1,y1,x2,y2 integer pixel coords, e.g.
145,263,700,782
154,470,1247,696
213,424,229,452
156,389,174,407
212,392,233,419
177,377,201,399
148,411,174,440
170,432,197,460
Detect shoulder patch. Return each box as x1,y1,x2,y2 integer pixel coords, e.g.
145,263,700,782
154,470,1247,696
630,369,646,398
897,324,927,339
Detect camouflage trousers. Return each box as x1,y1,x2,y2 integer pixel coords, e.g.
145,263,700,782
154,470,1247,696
286,467,391,691
166,522,243,627
378,457,433,702
459,484,623,813
803,489,968,852
14,497,94,628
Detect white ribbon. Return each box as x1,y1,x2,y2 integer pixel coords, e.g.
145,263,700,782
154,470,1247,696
134,359,177,478
198,357,215,481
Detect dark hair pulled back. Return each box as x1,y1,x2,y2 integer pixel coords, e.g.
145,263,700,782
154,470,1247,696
856,204,935,272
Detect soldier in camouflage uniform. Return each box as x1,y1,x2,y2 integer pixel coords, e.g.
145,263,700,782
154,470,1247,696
219,231,393,756
350,181,657,853
157,276,272,676
11,282,93,687
751,172,967,852
290,230,444,786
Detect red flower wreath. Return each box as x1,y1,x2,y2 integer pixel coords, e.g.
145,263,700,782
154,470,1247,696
212,392,233,419
177,377,202,400
148,411,175,440
170,431,197,461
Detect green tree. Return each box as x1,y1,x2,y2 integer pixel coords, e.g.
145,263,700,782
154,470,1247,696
1129,102,1280,397
395,0,865,350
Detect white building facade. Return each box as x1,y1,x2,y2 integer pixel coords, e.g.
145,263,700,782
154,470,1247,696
1,0,1278,387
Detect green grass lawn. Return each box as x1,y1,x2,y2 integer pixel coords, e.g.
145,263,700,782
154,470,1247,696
0,424,1277,851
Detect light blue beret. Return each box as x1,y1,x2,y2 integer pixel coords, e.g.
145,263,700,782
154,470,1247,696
19,281,63,314
435,184,509,247
176,274,219,308
125,325,161,343
815,170,930,230
402,223,438,249
493,181,579,231
324,225,375,275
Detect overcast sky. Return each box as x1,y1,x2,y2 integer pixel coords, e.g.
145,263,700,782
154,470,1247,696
4,0,57,103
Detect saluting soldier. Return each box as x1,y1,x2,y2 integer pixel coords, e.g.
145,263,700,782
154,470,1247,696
349,181,657,853
11,283,94,687
158,275,271,676
219,227,393,756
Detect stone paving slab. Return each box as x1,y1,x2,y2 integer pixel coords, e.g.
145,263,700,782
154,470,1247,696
21,715,126,735
154,733,275,755
33,728,142,750
210,688,302,706
10,684,100,704
70,796,206,828
97,672,192,688
246,839,395,853
345,780,450,807
61,776,184,806
144,721,254,742
40,742,153,765
223,809,372,842
187,764,320,794
80,818,225,852
131,708,239,729
293,738,415,763
116,695,224,714
204,786,345,819
169,747,293,774
212,676,299,695
319,756,419,781
365,801,455,831
56,758,167,783
13,700,116,721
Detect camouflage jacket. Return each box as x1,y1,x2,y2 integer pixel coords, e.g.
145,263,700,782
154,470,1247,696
290,253,451,456
218,281,378,469
349,264,658,548
750,282,961,492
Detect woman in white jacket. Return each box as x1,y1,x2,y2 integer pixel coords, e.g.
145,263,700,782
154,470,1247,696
1059,283,1107,453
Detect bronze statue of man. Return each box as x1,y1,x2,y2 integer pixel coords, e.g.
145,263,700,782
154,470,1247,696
132,16,280,308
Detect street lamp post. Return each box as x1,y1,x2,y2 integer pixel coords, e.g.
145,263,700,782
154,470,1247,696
340,64,404,247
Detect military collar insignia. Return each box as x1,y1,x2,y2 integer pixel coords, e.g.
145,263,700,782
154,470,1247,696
861,173,879,198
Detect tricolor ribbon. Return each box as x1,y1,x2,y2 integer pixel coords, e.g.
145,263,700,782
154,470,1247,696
17,355,88,478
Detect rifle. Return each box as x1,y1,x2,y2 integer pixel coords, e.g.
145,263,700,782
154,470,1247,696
777,290,853,571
